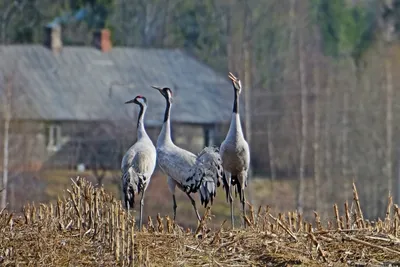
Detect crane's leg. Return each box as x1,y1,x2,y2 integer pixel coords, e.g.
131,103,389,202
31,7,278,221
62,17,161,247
241,187,246,228
139,190,145,231
229,187,234,229
172,194,177,221
167,177,178,221
186,193,201,221
227,173,234,229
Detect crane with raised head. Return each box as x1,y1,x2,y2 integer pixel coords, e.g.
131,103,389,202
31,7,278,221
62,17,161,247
121,95,157,229
220,72,250,228
149,86,223,222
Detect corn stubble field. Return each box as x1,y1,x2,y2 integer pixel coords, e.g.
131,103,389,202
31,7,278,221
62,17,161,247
1,178,400,266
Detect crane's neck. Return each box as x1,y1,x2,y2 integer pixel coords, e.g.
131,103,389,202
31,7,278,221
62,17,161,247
233,90,239,114
137,104,149,140
157,97,173,146
227,90,244,139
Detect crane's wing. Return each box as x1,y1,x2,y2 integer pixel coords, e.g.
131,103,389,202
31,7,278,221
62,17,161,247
186,146,223,207
121,146,136,174
122,166,139,209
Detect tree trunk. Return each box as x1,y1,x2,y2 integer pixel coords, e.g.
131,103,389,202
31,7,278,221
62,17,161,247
1,77,11,209
324,65,333,205
297,31,307,214
226,1,234,71
385,51,393,195
161,0,170,46
242,0,253,203
313,53,321,212
267,117,276,190
341,59,354,200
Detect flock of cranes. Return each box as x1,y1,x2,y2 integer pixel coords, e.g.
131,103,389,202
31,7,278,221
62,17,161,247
121,72,250,229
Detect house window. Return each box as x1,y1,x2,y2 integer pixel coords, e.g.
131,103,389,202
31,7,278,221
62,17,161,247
47,124,61,151
204,126,215,147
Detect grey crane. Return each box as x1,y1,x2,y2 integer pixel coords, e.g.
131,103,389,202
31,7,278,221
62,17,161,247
220,72,250,228
149,86,223,222
121,95,157,229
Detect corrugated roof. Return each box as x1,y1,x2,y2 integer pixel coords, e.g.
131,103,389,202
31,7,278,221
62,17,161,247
0,45,236,125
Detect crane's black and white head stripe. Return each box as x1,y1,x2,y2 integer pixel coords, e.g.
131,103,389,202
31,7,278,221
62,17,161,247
228,72,242,94
150,86,173,103
125,95,147,106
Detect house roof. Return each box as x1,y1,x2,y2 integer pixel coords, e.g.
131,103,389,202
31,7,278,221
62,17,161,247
0,45,236,125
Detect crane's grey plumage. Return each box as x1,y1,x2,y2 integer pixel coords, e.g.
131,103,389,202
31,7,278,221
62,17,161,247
220,72,250,228
150,86,223,222
121,95,156,230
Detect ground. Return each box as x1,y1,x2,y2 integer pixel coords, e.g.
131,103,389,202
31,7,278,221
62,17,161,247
1,177,400,266
34,169,330,229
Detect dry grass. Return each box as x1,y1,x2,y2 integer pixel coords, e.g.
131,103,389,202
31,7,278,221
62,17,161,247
1,178,400,266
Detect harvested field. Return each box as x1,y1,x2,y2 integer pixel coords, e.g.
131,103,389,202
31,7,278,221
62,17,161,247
1,177,400,266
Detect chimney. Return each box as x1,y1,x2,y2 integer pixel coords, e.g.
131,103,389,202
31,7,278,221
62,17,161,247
44,24,62,52
93,29,112,52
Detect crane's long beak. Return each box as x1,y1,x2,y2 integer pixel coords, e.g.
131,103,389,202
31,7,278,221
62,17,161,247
151,86,162,91
125,99,135,104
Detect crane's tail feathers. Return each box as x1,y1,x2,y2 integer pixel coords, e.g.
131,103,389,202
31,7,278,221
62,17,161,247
195,146,224,207
196,146,224,186
199,175,217,207
122,171,136,209
121,166,146,210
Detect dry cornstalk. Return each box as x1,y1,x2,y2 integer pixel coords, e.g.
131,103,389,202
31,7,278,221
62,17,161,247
115,201,121,262
268,213,298,241
333,204,340,230
327,221,332,230
314,211,322,231
287,212,293,232
244,215,252,227
256,206,262,226
248,202,255,225
342,234,400,255
157,213,164,233
313,228,365,235
352,183,365,228
292,211,298,232
385,195,393,231
110,203,115,250
298,213,303,233
23,204,30,224
340,216,345,230
130,218,135,267
67,189,82,230
210,220,226,246
309,233,328,262
121,209,126,262
394,204,399,237
195,207,210,237
94,190,99,234
344,201,350,229
148,216,155,232
166,215,173,234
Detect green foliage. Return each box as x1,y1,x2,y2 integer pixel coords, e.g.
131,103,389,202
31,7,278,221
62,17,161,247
313,0,375,62
169,0,227,70
71,0,116,29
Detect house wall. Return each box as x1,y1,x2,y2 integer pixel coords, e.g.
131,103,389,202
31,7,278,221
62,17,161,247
0,120,47,171
0,119,228,171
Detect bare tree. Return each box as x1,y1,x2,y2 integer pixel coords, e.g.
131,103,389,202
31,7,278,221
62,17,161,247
385,48,393,195
297,27,308,213
313,27,322,212
267,117,277,189
0,69,13,209
324,63,334,212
